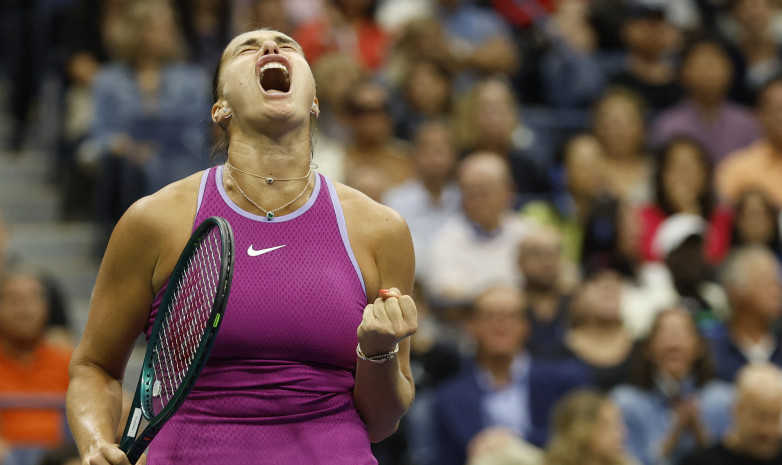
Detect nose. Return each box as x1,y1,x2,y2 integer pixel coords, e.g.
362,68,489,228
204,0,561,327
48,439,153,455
261,40,281,56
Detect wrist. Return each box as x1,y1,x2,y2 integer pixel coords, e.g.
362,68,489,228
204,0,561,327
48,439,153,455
356,342,399,364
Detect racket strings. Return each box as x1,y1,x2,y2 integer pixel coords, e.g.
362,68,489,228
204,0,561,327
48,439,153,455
149,228,224,415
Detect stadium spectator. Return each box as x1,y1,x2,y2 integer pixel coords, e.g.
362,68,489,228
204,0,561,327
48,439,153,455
293,0,390,71
382,121,461,279
538,0,609,109
85,0,212,239
716,77,782,207
432,285,591,465
431,0,520,88
392,57,454,142
611,307,733,465
730,189,782,264
591,87,653,205
720,0,782,101
652,213,730,334
425,152,532,308
518,226,573,358
650,38,760,163
0,268,73,465
543,389,639,465
709,245,782,382
561,268,638,391
639,137,733,264
609,2,683,112
341,78,413,201
521,133,612,264
679,363,781,465
452,75,554,206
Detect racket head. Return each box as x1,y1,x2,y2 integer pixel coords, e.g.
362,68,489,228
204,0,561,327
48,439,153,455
120,216,234,459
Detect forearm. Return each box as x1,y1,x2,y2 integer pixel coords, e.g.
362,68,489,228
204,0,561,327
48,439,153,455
353,343,415,442
66,364,126,458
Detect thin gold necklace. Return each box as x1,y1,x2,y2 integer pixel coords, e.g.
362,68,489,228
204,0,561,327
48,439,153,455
225,160,311,185
225,164,312,220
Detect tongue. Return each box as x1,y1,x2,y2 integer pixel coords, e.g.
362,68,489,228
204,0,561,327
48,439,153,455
260,68,289,93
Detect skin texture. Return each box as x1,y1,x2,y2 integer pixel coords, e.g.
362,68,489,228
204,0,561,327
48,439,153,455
66,29,417,465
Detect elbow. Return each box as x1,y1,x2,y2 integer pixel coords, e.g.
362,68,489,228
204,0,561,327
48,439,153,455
368,421,401,443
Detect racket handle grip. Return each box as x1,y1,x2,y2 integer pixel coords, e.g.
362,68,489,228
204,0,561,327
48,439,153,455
121,423,160,465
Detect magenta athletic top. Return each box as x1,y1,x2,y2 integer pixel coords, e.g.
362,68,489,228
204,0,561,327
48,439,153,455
143,166,374,464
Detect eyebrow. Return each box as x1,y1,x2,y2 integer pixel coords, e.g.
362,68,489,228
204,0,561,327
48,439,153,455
231,34,304,57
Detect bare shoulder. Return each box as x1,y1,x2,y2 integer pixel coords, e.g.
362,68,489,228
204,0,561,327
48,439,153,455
117,172,204,239
106,171,206,289
333,182,410,242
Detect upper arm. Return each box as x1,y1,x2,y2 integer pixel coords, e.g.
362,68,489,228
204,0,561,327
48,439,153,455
373,208,415,296
70,199,170,380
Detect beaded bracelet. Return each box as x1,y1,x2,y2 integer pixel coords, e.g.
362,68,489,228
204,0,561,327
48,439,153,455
356,343,400,364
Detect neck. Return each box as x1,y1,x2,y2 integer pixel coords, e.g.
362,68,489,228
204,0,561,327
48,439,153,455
577,317,625,336
227,125,312,176
730,313,771,343
421,176,446,200
692,95,723,115
525,286,560,321
477,352,517,387
224,128,314,215
1,338,37,363
135,56,163,72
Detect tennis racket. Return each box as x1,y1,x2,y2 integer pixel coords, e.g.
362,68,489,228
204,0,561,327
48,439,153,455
118,216,235,464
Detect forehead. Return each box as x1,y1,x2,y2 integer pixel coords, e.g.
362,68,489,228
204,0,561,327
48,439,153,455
224,30,303,56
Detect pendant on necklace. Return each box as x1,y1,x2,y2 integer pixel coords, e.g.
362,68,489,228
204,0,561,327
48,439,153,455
266,177,274,184
266,212,275,220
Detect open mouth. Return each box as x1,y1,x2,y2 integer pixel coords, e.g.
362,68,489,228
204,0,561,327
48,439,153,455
259,62,291,94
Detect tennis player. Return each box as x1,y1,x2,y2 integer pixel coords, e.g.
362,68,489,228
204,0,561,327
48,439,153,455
66,28,418,465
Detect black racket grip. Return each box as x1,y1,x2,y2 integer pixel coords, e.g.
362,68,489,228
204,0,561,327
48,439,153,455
123,422,162,465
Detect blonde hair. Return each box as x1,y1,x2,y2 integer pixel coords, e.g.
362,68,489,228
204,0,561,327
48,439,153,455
543,390,633,465
451,75,519,153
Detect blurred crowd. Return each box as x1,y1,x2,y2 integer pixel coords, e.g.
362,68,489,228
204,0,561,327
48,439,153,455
4,0,782,464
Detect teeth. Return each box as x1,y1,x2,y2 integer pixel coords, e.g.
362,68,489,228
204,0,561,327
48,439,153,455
260,62,288,75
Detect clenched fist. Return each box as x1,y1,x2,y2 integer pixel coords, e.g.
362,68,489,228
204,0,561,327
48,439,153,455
357,288,418,357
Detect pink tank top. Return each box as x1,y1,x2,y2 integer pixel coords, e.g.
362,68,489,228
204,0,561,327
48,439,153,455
144,166,375,464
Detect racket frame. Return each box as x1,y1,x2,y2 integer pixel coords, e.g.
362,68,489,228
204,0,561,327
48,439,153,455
118,216,234,463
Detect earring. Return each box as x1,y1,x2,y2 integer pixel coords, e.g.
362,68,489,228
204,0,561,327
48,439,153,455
310,103,319,117
222,108,232,119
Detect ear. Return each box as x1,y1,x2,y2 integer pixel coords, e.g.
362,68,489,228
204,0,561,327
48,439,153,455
212,102,230,123
310,97,320,118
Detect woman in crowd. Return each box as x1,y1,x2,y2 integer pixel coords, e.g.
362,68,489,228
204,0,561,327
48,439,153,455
543,389,638,465
639,136,732,263
610,308,733,465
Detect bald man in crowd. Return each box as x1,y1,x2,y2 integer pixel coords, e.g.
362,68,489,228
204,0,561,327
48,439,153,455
425,151,532,309
679,363,782,464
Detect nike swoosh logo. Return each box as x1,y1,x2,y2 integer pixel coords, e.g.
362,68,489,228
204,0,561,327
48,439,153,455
247,244,286,257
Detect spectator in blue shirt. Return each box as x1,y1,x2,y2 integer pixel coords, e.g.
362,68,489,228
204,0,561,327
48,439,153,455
432,285,592,465
611,307,733,465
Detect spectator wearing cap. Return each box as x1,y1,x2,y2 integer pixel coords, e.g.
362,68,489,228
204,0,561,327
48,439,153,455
708,245,782,382
609,1,684,112
652,213,730,335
